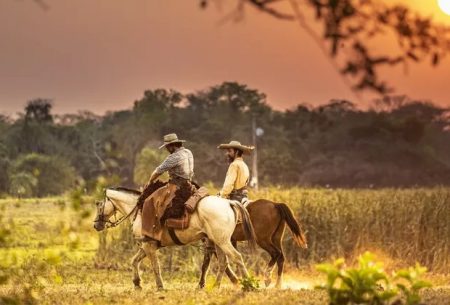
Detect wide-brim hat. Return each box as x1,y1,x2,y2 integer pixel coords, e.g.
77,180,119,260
159,133,186,149
217,141,254,155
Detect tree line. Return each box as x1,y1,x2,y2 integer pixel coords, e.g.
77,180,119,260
0,82,449,197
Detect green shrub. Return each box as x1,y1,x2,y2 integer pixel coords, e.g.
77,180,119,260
240,275,260,292
316,252,432,305
9,153,76,197
9,171,38,197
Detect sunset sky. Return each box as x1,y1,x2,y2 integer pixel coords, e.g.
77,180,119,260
1,0,449,115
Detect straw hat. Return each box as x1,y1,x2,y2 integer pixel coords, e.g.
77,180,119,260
217,140,254,155
159,133,186,149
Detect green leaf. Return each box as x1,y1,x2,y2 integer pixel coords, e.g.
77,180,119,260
411,280,432,290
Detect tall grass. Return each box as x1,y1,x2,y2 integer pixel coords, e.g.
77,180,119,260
94,187,450,274
255,187,450,272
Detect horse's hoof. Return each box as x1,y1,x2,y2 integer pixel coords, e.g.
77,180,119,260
156,286,166,291
197,283,205,290
134,285,142,291
133,278,141,287
264,278,272,287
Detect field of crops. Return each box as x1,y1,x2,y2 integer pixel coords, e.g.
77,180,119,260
1,187,449,304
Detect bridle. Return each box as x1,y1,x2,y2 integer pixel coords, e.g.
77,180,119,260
94,195,138,229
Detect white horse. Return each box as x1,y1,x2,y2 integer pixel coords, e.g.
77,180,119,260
93,187,256,290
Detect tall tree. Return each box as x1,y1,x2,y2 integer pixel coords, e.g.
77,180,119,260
24,98,53,124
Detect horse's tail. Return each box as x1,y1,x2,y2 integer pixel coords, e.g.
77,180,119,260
232,202,257,252
275,203,308,249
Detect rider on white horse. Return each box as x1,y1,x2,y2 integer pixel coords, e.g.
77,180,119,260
137,133,195,242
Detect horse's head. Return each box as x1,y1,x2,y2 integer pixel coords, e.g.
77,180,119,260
93,187,141,231
93,197,116,231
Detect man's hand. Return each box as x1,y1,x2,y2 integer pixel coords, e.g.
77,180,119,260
138,170,162,208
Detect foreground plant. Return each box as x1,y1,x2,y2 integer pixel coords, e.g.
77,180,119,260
240,275,260,292
315,252,431,305
394,265,432,305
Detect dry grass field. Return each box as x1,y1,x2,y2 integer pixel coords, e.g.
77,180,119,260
1,188,449,304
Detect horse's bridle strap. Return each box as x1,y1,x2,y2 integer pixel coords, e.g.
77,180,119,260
95,196,138,228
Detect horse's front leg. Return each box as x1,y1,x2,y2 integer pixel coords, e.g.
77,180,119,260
131,247,146,289
142,241,164,290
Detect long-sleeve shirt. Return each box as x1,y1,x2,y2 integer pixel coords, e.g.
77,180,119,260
219,157,249,198
155,147,194,180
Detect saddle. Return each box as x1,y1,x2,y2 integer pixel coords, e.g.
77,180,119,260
164,186,209,230
140,180,209,234
230,200,244,225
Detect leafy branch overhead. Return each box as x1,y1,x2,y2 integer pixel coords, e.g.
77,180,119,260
200,0,450,95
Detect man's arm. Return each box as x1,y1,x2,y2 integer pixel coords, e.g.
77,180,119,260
144,153,179,186
219,163,238,198
137,155,175,207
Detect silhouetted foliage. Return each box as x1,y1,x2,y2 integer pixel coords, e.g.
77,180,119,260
200,0,450,95
25,99,53,124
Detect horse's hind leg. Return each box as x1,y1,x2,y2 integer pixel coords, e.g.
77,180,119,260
213,246,229,288
131,247,146,289
275,248,285,289
198,239,215,289
264,256,278,287
200,239,239,288
225,265,239,285
272,222,286,289
142,241,164,290
259,241,281,288
224,240,239,285
216,241,249,279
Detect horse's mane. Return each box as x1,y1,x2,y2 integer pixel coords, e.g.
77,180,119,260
140,180,167,200
108,186,141,196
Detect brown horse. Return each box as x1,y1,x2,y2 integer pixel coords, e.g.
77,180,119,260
198,199,308,289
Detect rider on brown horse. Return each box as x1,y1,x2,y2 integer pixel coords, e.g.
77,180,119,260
217,141,254,203
137,133,195,242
